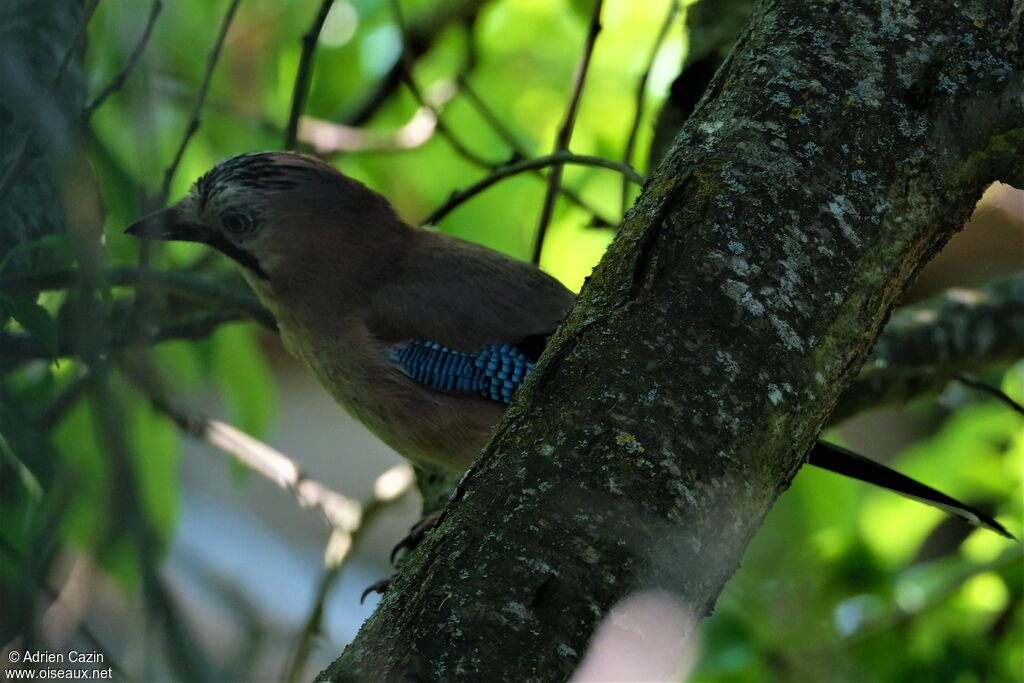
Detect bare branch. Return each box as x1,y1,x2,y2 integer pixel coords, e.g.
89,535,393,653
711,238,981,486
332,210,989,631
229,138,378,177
284,0,334,150
388,1,614,229
954,374,1024,417
457,77,615,227
0,266,274,328
82,0,163,121
532,0,604,264
341,0,486,127
282,464,415,683
126,356,363,531
389,0,497,167
155,0,242,206
421,151,642,226
386,2,619,229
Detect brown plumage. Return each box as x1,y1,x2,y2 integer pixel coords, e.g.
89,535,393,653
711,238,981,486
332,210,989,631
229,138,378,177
128,152,573,468
126,152,1013,538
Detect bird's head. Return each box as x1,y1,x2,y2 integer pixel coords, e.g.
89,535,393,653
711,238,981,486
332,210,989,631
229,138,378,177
126,152,406,284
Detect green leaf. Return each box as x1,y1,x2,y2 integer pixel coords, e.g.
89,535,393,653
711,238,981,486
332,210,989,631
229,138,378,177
153,339,206,388
53,399,110,553
0,432,43,502
125,397,181,540
52,378,181,594
212,324,275,437
2,293,58,359
1000,359,1023,406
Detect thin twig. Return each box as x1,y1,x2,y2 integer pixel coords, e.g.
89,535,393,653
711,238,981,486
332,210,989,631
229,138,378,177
456,78,526,153
0,310,254,366
37,372,91,431
82,0,163,121
126,356,362,531
457,77,615,227
140,0,241,338
421,151,640,226
389,0,617,229
342,0,486,127
621,0,678,214
282,465,415,683
283,563,343,683
388,0,500,168
532,0,604,264
156,0,242,206
284,0,335,150
955,374,1024,416
0,266,274,328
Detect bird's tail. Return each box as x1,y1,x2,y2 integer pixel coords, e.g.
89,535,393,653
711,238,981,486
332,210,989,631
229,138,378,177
809,440,1014,539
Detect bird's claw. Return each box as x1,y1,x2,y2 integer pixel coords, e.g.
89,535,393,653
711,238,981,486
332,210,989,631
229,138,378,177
362,512,441,604
360,576,395,604
390,511,441,564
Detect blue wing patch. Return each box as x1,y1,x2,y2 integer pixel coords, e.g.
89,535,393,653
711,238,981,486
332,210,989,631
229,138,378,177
388,340,534,404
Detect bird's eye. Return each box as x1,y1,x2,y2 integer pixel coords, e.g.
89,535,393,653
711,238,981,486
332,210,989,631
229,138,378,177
222,212,257,235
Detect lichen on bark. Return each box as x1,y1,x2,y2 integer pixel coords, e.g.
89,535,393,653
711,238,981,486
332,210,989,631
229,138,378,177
319,2,1024,680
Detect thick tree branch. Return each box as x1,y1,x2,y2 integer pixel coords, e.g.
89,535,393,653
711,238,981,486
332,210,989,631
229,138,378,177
832,272,1024,422
321,1,1024,679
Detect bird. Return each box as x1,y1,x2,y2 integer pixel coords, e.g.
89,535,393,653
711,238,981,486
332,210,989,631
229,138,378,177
126,151,1013,540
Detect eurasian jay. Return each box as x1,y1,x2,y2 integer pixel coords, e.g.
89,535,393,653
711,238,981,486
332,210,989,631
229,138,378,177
127,151,1011,539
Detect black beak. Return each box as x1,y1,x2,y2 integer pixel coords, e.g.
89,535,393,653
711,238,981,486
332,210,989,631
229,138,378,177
125,208,206,242
125,208,268,279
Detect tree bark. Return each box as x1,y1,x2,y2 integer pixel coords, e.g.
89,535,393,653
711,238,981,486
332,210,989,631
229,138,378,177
647,0,755,170
832,272,1024,422
320,1,1024,680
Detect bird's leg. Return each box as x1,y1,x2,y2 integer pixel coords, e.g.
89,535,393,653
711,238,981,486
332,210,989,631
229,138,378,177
360,511,443,602
390,510,442,563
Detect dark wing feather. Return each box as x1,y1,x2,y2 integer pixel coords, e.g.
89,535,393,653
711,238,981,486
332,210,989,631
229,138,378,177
369,230,573,354
809,441,1013,538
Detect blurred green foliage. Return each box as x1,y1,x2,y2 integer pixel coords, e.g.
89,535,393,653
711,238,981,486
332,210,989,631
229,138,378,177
0,0,1020,680
695,363,1023,682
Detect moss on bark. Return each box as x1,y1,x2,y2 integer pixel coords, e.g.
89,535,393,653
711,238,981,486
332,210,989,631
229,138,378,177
319,2,1024,680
